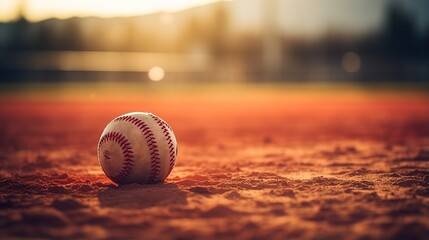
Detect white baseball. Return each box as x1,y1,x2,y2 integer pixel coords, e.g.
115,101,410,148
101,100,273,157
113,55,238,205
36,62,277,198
97,112,178,184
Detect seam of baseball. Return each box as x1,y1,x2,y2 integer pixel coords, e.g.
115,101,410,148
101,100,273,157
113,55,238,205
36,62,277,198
98,131,134,183
149,114,176,176
114,116,161,183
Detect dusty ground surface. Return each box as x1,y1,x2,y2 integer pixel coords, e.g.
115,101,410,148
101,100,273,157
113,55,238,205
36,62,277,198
0,83,429,239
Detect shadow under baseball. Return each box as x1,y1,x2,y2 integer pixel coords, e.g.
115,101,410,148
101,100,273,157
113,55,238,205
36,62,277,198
97,182,188,209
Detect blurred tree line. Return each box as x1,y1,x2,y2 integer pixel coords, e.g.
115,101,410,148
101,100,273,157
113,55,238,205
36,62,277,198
1,2,426,56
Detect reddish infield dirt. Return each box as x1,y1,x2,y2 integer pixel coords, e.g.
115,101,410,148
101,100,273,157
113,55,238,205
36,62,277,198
1,85,429,239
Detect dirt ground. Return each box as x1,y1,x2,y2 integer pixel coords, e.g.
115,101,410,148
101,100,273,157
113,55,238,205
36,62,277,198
1,83,429,239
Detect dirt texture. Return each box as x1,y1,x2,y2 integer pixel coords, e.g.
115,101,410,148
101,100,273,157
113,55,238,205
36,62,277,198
1,87,429,239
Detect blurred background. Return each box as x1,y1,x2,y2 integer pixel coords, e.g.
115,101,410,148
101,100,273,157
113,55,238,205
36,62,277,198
0,0,428,84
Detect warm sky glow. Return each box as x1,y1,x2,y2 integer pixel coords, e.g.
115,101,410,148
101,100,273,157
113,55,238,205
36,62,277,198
0,0,427,37
0,0,220,22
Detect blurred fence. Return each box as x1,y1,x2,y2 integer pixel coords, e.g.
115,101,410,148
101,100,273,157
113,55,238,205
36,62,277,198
1,50,428,82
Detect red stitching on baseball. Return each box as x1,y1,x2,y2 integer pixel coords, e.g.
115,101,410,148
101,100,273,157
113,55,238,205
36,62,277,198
98,131,135,184
149,114,176,176
114,115,162,183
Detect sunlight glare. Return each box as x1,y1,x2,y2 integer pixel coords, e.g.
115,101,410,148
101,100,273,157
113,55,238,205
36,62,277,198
4,0,219,22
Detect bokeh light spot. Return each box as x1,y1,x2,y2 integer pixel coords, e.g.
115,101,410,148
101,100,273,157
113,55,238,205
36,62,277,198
148,66,165,81
341,52,361,73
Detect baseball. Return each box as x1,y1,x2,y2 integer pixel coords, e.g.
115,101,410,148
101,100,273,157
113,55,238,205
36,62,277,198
97,112,178,184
